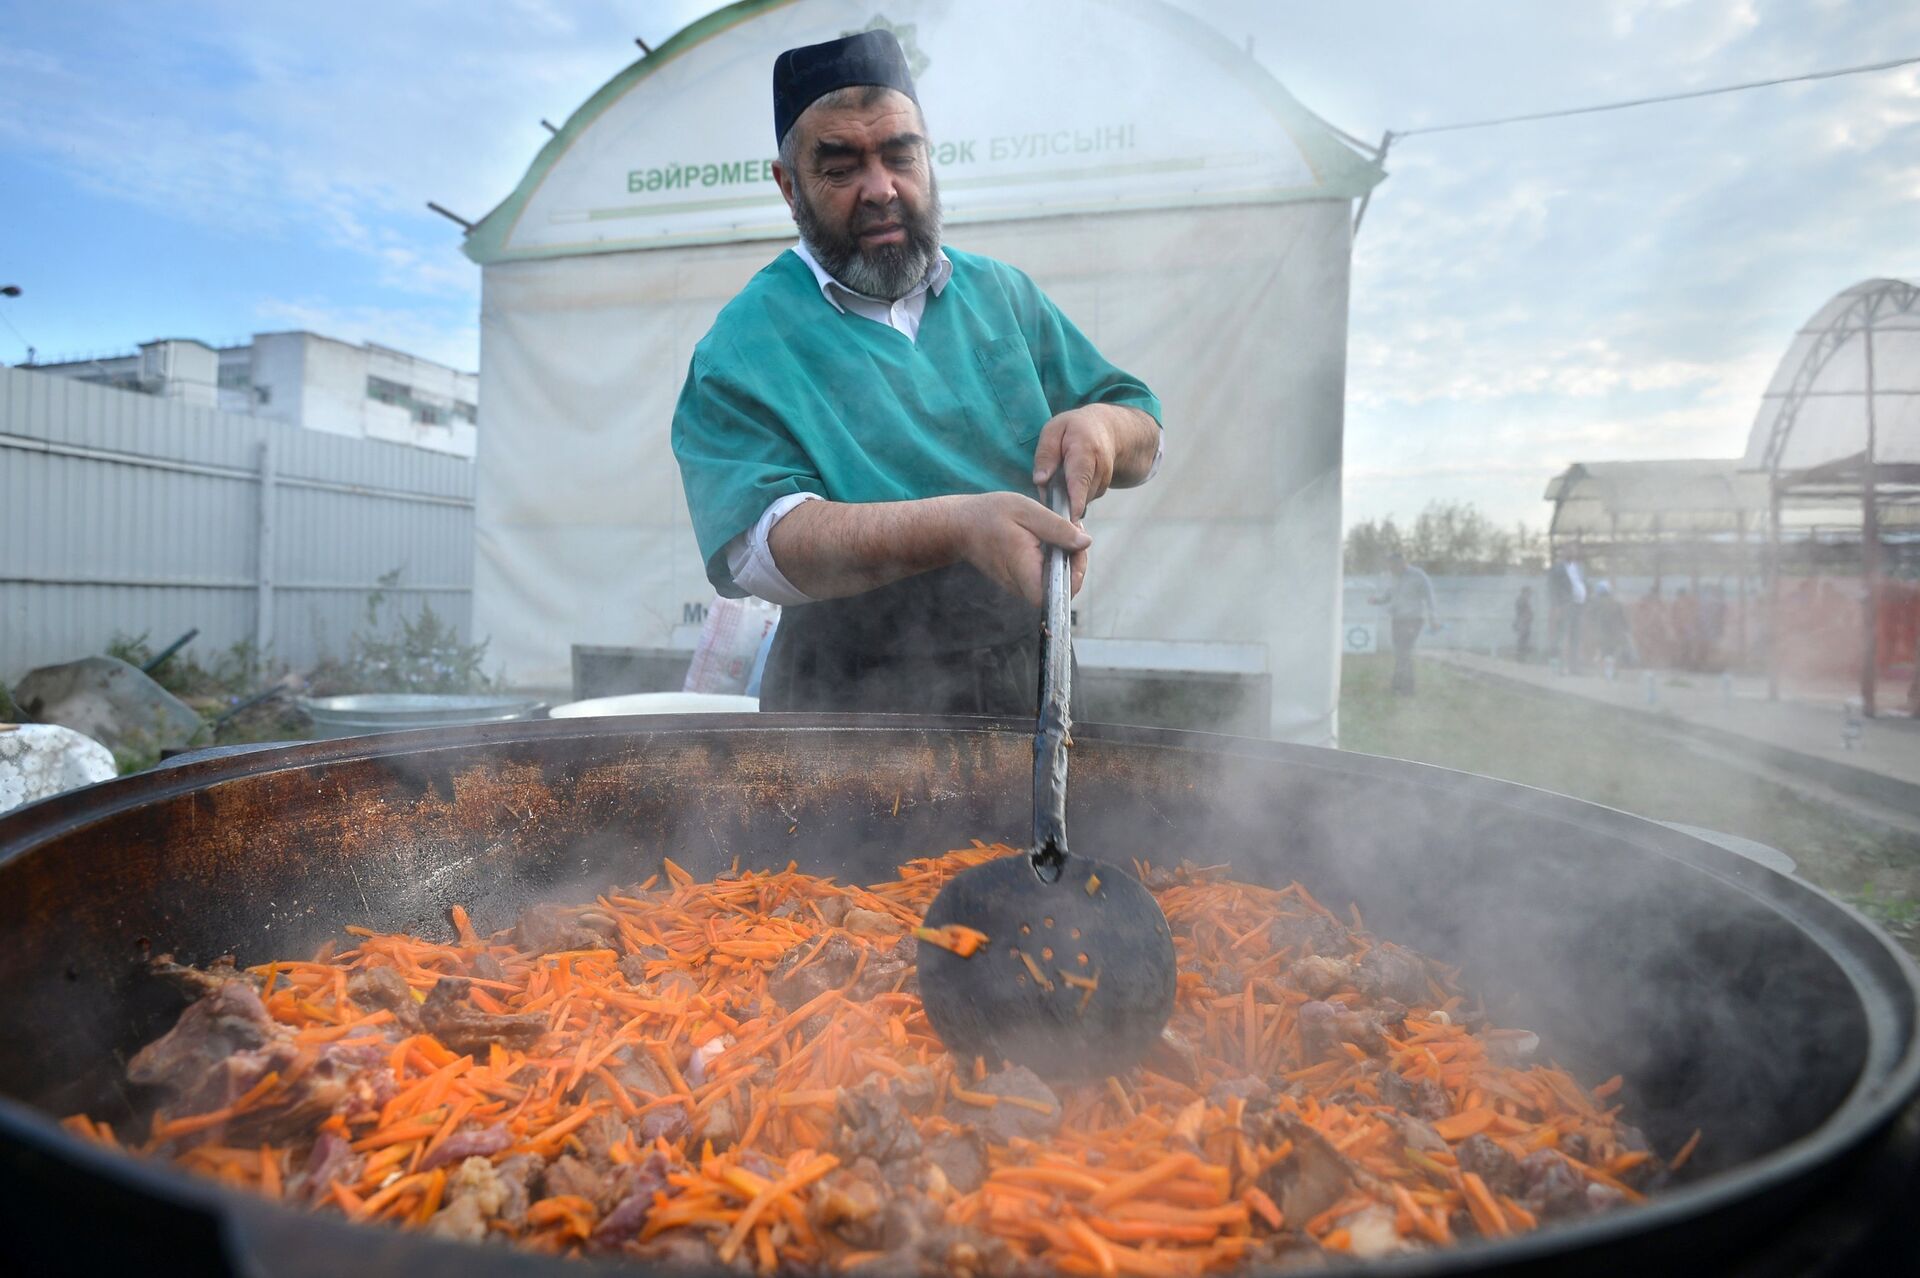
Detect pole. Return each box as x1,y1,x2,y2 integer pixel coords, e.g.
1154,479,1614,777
1860,313,1881,718
255,438,276,677
1767,482,1782,701
1735,509,1749,670
1351,131,1394,236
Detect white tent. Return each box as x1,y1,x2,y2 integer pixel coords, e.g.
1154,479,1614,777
463,0,1384,743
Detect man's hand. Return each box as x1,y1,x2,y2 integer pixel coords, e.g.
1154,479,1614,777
766,491,1090,606
1031,404,1161,520
949,491,1090,607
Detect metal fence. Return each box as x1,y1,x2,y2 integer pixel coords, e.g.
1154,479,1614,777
1,365,474,682
1344,573,1550,657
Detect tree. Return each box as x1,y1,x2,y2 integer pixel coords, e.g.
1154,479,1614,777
1345,501,1547,576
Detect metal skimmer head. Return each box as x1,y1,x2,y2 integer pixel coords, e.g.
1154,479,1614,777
917,849,1176,1082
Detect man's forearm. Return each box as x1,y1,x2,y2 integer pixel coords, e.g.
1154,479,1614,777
765,495,964,601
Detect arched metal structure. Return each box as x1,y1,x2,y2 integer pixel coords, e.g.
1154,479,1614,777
1742,278,1920,714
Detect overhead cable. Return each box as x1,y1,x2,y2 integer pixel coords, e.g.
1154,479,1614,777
1390,53,1920,141
1351,53,1920,234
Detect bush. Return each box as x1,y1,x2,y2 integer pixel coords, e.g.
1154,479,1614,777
104,631,256,699
307,570,501,696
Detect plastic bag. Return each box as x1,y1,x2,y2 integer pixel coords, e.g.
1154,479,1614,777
682,597,780,695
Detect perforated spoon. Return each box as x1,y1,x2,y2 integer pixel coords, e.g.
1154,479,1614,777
916,476,1177,1081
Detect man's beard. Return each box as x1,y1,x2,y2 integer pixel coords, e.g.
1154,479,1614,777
794,172,943,301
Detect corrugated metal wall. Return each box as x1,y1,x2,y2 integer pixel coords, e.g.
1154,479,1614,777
1,365,474,682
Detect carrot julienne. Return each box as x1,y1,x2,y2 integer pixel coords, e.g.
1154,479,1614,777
64,843,1680,1273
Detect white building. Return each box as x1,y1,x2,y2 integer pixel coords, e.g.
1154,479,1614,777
31,331,478,458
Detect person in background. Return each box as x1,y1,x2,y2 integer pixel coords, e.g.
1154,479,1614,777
1369,551,1439,696
1671,587,1699,671
1699,583,1728,672
1513,585,1535,663
1633,584,1673,669
1589,581,1634,669
1546,547,1588,673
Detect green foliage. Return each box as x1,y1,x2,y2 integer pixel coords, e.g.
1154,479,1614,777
1345,501,1548,576
104,631,256,699
1849,884,1918,940
307,569,501,696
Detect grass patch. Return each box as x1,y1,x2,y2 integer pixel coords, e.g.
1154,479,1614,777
1339,654,1920,954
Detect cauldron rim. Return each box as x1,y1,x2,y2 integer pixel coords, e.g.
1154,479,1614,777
2,713,1917,1276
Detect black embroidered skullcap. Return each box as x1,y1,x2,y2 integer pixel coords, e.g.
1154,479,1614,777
772,30,919,145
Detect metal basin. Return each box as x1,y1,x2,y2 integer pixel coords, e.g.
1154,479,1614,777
299,693,544,738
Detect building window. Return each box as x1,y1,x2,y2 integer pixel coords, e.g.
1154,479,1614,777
367,375,408,406
454,400,478,425
218,364,251,390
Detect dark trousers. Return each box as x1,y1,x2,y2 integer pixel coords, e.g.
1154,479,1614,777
1391,618,1423,695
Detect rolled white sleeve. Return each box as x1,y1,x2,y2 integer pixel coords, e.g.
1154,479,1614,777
724,492,823,606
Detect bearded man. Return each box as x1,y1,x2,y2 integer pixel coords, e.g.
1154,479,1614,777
672,30,1164,715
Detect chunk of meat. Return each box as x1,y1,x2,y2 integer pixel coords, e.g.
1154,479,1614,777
922,1130,988,1194
590,1152,670,1251
1263,1139,1351,1225
1392,1113,1449,1154
603,1043,674,1100
344,964,420,1029
427,1155,514,1241
419,977,547,1057
813,1162,890,1246
767,934,860,1010
421,1123,514,1171
147,953,254,999
1356,943,1431,1005
236,1040,397,1142
812,895,853,927
1269,910,1353,959
639,1103,691,1145
1288,955,1353,999
540,1154,613,1212
1337,1202,1407,1259
699,1096,739,1149
850,944,914,1001
1146,1025,1202,1085
949,1066,1059,1144
514,902,609,955
622,1233,746,1272
1259,1118,1376,1226
1457,1133,1524,1197
683,1033,733,1089
493,1154,544,1227
287,1131,359,1205
1297,1000,1387,1059
1518,1149,1603,1220
843,908,904,939
1208,1075,1272,1109
128,980,281,1111
615,947,668,986
836,1080,923,1165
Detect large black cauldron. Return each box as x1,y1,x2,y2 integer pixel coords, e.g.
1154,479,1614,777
0,717,1915,1277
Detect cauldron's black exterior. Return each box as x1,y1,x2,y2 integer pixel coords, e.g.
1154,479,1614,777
0,716,1915,1277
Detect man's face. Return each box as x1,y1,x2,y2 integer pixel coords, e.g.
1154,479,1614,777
774,88,941,300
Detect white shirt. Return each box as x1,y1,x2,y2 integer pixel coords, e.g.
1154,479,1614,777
722,241,1159,605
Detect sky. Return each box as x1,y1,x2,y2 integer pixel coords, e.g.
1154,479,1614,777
1,0,1915,531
